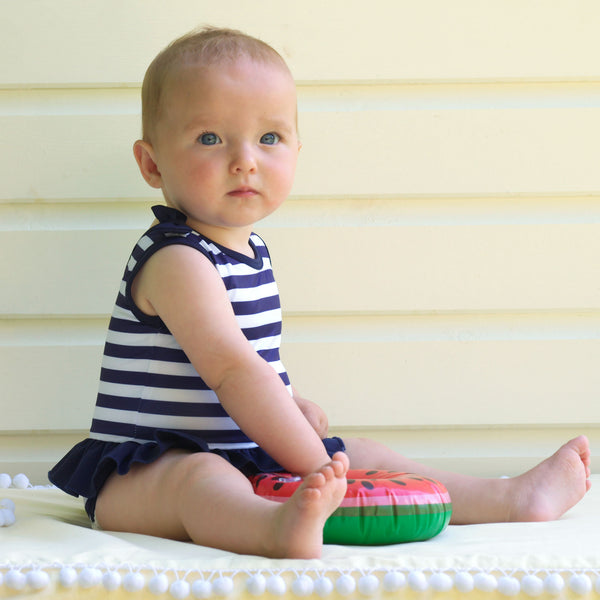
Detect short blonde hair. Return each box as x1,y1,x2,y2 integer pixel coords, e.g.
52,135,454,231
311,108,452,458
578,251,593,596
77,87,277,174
140,27,291,143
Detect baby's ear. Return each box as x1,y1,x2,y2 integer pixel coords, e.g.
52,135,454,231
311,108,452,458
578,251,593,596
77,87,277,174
133,140,162,189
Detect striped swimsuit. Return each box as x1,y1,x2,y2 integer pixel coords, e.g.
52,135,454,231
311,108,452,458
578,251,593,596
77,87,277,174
90,205,292,450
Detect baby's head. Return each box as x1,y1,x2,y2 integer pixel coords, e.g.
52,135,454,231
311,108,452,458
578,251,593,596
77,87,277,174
141,27,293,144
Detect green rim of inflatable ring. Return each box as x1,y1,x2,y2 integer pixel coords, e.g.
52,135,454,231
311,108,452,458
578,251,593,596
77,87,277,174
249,470,452,546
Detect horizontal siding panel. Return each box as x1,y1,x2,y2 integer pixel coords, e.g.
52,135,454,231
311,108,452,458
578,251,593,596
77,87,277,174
4,1,600,86
3,224,598,315
3,107,600,201
2,332,597,430
282,338,600,427
0,344,102,430
269,224,600,313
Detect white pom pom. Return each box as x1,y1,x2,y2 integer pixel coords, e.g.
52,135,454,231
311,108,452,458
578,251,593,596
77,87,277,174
383,571,406,592
498,576,520,596
454,572,474,593
191,579,212,599
408,570,428,592
5,570,27,590
0,498,15,511
292,574,314,596
267,575,287,596
314,576,334,597
430,572,453,592
212,576,234,596
123,572,145,592
474,572,498,592
79,567,102,588
521,574,544,597
569,574,592,595
0,509,6,526
246,574,266,596
358,574,379,595
544,573,564,595
27,569,50,590
149,573,170,595
59,566,78,588
336,574,356,596
1,509,15,527
595,576,600,594
0,474,11,488
12,473,30,489
171,579,191,599
103,570,122,591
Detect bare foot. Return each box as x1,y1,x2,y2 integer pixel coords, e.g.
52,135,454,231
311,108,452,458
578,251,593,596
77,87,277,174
270,452,349,558
507,435,591,522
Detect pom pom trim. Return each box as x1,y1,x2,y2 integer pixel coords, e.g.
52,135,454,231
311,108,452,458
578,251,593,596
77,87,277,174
1,564,600,597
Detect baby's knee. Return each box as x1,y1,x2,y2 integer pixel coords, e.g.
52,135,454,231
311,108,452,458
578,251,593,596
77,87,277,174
178,451,238,482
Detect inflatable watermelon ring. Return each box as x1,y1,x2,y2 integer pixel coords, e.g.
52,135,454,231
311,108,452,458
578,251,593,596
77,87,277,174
249,470,452,546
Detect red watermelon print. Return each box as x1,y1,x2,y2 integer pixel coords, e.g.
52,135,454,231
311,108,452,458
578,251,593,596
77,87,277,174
249,470,452,546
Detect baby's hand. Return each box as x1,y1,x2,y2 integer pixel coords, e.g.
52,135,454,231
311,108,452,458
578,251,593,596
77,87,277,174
293,391,329,439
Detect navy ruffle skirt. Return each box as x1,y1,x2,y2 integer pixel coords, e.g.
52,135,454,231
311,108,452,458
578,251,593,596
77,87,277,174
48,430,346,521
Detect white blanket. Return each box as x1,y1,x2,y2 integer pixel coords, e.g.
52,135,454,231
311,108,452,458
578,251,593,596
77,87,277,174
1,476,599,599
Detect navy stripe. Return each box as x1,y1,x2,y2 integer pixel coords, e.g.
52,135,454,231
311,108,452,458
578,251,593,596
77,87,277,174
96,393,141,411
108,316,164,335
242,322,282,341
101,368,211,391
222,271,274,290
104,342,189,363
138,400,229,418
90,419,136,438
257,348,281,363
231,294,280,315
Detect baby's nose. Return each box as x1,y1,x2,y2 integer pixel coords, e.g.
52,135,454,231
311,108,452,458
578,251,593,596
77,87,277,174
230,144,257,174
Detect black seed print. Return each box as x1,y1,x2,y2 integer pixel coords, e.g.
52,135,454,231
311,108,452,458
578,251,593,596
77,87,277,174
361,481,375,490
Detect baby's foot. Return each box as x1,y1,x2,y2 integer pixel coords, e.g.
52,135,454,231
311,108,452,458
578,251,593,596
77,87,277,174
508,435,591,522
271,452,349,559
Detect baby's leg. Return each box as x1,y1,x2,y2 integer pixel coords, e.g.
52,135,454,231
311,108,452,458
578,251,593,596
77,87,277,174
95,449,348,558
343,435,590,524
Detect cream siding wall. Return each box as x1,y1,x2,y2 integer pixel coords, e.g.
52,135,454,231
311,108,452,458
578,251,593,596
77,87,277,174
2,1,599,483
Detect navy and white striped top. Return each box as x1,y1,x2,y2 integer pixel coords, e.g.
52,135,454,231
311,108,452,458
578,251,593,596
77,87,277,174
89,206,292,450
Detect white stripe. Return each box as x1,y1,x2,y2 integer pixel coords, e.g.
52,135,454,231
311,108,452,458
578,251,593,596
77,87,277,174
227,280,278,302
111,303,137,322
138,235,153,251
93,406,239,431
207,441,258,450
236,308,281,330
252,335,281,352
101,355,200,378
105,329,183,350
89,432,135,443
215,260,271,278
97,381,219,404
89,430,257,449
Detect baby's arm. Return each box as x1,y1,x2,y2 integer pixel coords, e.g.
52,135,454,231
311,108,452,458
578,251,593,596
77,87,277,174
132,244,331,476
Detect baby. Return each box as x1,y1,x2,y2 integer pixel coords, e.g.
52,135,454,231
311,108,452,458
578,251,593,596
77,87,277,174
49,26,591,559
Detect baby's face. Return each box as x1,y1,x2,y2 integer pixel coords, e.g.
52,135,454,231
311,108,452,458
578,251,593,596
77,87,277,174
150,57,300,245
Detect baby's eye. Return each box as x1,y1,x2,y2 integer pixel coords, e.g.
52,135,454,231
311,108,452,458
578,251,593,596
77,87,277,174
260,132,280,145
199,132,221,145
